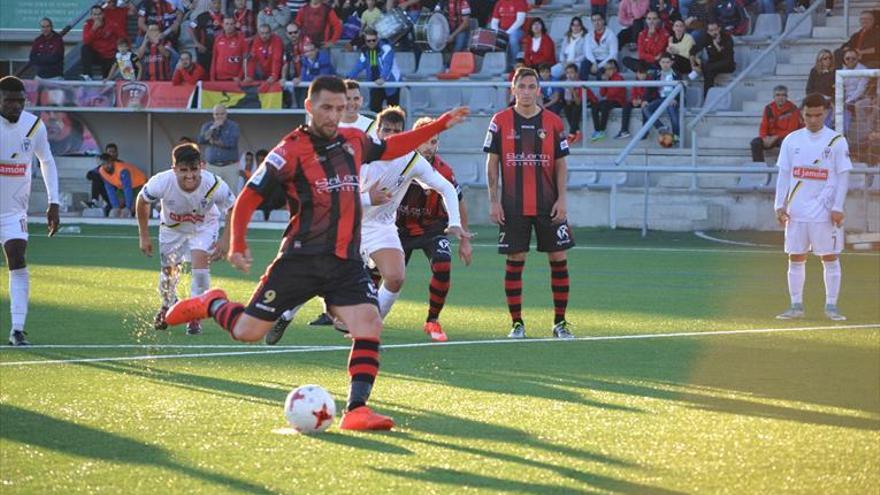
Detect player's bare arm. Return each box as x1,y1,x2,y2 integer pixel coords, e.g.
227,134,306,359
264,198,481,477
551,157,568,223
212,207,233,262
486,153,504,225
368,180,393,205
46,203,60,237
135,194,153,256
455,202,473,266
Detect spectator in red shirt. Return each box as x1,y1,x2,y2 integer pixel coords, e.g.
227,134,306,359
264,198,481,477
172,51,206,85
616,61,651,139
750,85,802,162
211,17,247,81
446,0,473,53
522,18,557,69
231,0,256,39
30,17,65,79
490,0,528,68
295,0,342,47
623,10,668,71
245,23,284,83
589,60,627,141
82,6,128,79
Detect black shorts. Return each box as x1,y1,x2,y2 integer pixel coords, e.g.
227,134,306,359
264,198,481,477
401,233,453,265
498,214,575,254
245,254,378,321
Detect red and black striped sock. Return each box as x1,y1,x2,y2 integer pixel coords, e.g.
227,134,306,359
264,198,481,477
550,259,569,324
211,300,244,337
505,259,525,324
426,260,451,322
347,338,380,411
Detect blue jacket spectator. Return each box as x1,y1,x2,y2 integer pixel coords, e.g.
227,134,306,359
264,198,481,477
198,104,242,193
299,46,335,83
346,28,401,113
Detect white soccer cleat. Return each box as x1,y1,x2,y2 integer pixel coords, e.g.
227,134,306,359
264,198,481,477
824,304,847,321
775,304,805,320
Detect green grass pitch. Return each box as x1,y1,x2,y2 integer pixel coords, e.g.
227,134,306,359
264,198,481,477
1,224,878,494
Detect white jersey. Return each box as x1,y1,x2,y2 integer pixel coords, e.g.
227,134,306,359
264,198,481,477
774,126,853,223
339,114,377,136
0,111,59,218
360,151,462,227
140,170,235,234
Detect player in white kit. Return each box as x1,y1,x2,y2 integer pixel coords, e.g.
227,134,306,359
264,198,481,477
361,106,469,319
773,93,852,321
136,143,235,335
0,76,60,346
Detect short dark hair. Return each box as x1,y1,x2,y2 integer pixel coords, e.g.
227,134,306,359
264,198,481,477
344,79,360,91
307,75,346,100
105,143,118,151
565,63,578,72
801,92,830,109
512,67,539,85
537,63,552,73
362,27,378,37
659,52,673,61
98,153,114,164
376,105,405,128
590,12,606,21
0,76,26,92
40,17,53,28
173,143,201,167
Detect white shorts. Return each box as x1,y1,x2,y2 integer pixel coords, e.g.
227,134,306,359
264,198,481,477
361,222,402,267
0,212,28,245
784,221,844,256
159,222,219,266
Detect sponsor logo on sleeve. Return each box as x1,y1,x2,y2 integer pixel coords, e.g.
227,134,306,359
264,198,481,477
265,151,286,170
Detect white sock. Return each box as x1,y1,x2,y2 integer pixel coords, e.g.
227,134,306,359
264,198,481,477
822,259,841,306
377,286,400,318
191,268,211,297
788,260,806,305
281,304,303,322
9,268,29,331
158,268,179,307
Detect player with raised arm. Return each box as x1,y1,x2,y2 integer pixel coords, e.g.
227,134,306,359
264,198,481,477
164,76,470,430
396,117,473,342
774,92,852,321
136,143,235,335
484,67,575,340
0,75,60,346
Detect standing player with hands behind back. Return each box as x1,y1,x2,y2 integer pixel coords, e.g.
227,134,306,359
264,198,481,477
0,76,60,346
774,93,852,321
164,76,470,430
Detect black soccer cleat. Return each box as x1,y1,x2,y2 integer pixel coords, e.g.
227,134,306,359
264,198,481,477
309,313,334,326
186,320,203,336
154,306,169,330
265,317,292,345
8,330,30,346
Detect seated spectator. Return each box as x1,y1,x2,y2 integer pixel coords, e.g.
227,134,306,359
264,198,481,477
30,18,64,79
690,20,734,97
231,0,256,39
445,0,473,54
106,38,141,81
83,142,121,214
172,50,207,85
589,60,627,141
295,0,342,47
538,64,562,114
560,63,584,143
292,40,335,106
188,0,225,73
97,152,147,218
642,53,682,138
360,0,383,31
806,49,835,101
616,61,652,139
652,0,682,32
82,6,128,79
617,0,650,47
581,14,617,80
138,23,174,81
259,0,293,38
713,0,747,36
667,19,695,74
490,0,528,69
137,0,181,47
623,11,669,72
750,85,802,162
841,48,869,132
554,16,587,79
523,19,557,69
836,11,879,69
246,23,284,83
211,17,247,81
282,22,307,83
683,0,712,43
347,28,401,113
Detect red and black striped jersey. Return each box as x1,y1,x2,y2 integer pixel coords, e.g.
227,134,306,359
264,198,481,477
396,154,462,239
247,125,385,260
483,108,569,216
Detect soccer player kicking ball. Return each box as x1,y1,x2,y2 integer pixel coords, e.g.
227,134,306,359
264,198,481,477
485,67,575,340
136,143,235,335
164,76,470,430
396,117,473,341
0,76,60,346
773,93,852,321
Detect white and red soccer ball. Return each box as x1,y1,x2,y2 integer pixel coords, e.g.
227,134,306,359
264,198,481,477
284,385,336,433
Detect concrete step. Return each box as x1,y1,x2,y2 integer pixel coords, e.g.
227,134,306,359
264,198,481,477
696,136,754,149
812,26,846,38
708,124,757,139
786,51,821,64
775,62,815,76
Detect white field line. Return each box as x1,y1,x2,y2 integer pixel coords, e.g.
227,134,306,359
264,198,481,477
48,233,880,257
1,323,878,367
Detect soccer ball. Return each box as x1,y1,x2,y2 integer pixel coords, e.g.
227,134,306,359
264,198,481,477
657,131,675,148
284,384,336,433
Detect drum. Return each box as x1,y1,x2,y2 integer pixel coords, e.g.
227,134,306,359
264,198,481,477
375,8,413,44
413,13,449,52
468,28,509,56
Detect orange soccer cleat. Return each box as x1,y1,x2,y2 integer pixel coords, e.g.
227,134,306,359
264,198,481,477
423,321,448,342
165,288,228,326
339,406,395,431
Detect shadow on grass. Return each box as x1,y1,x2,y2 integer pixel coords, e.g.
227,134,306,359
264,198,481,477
0,404,274,494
